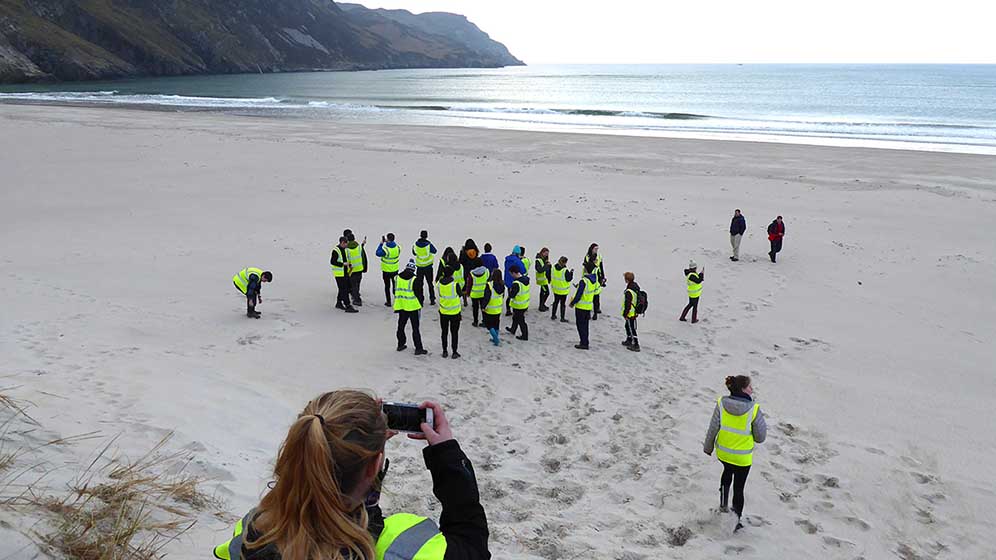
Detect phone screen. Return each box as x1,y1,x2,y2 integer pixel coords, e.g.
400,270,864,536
382,402,427,433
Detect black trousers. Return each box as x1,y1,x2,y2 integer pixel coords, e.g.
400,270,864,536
551,294,568,319
483,312,500,330
720,461,751,517
505,290,513,315
538,285,550,308
681,297,700,321
593,294,601,317
625,317,638,343
575,308,591,346
470,297,484,324
415,265,434,305
383,271,397,304
440,313,461,352
349,273,363,304
509,308,528,338
396,310,424,351
334,276,351,308
770,238,783,261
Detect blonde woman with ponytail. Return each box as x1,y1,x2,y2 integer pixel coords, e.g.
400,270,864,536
214,391,490,560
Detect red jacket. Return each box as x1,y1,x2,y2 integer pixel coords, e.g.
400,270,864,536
767,221,785,241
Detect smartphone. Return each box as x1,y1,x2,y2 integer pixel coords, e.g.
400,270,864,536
382,402,433,433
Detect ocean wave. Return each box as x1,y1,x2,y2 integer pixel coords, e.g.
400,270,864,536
0,91,288,108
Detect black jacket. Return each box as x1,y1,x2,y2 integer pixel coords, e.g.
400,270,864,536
684,268,704,284
535,255,552,284
553,264,574,288
583,254,605,285
239,440,489,560
507,275,530,300
246,274,261,299
730,215,746,235
571,273,597,306
623,281,641,311
330,246,348,268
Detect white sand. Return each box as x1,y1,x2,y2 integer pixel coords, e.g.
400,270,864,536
2,104,995,559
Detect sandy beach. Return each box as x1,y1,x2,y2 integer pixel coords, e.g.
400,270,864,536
2,104,995,559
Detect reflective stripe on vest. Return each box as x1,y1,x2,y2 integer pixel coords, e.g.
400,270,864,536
437,281,461,315
715,397,759,467
376,514,447,560
520,257,531,277
213,509,255,560
484,287,503,315
470,273,488,299
413,244,433,267
454,265,465,290
535,257,548,286
381,245,401,273
233,267,263,294
575,277,598,311
551,267,570,295
331,248,346,278
511,280,530,310
621,289,637,318
687,273,703,298
347,245,364,273
394,277,421,312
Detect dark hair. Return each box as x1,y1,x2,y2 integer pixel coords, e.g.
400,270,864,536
587,243,598,257
484,243,492,252
777,215,783,219
490,268,502,283
346,233,356,242
725,375,751,393
420,230,428,239
386,233,395,241
735,209,741,213
441,247,456,263
464,238,478,251
519,246,526,256
339,236,348,244
343,229,352,237
262,271,273,281
558,256,568,265
511,265,522,274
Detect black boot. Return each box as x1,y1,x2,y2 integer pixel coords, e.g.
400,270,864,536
628,342,641,352
622,338,633,346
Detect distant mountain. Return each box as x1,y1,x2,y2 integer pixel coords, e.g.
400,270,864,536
0,0,524,84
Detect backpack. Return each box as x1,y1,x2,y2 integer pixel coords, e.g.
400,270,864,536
635,290,649,315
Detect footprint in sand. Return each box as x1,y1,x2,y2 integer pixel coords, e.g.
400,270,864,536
794,518,821,534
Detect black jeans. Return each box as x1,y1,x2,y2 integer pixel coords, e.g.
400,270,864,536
383,271,397,304
720,461,751,517
770,238,783,261
396,310,424,351
509,309,528,339
538,285,550,308
593,294,601,317
625,317,638,344
349,273,363,304
440,313,461,352
415,266,434,305
470,297,484,324
681,297,699,321
551,294,568,319
575,308,590,346
334,276,351,308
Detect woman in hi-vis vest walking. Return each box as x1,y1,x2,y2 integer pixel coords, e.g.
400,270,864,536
703,375,767,533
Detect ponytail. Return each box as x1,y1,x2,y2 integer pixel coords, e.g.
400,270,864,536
248,391,386,560
725,375,751,394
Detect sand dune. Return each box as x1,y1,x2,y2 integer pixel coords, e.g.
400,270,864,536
1,104,995,559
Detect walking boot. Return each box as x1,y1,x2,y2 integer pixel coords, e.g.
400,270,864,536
442,349,449,358
622,338,633,346
628,342,641,352
451,351,461,359
345,306,359,314
414,348,428,356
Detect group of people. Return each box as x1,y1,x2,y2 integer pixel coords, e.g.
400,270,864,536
729,211,787,263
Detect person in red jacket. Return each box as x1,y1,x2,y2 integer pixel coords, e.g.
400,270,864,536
767,216,785,263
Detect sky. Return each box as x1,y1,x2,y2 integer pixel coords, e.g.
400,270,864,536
359,0,996,64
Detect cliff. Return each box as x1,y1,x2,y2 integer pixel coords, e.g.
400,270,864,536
0,0,523,84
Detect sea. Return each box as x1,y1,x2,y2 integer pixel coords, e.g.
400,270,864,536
2,64,996,154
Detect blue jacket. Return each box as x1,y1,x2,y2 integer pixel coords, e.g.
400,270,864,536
730,215,746,236
571,273,598,306
504,254,525,288
481,252,500,271
375,241,397,258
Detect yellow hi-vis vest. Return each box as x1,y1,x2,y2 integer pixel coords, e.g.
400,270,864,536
454,264,465,291
233,267,264,294
687,273,702,299
213,510,447,560
551,266,570,296
484,285,503,315
394,276,421,312
381,244,400,273
621,288,637,318
575,276,598,311
715,396,760,467
470,273,488,299
534,257,548,286
413,243,434,267
346,245,364,274
331,247,347,278
437,281,461,315
520,257,532,277
511,280,530,310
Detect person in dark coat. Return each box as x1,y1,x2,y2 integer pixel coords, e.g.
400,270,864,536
621,272,641,352
503,247,525,316
680,260,704,323
549,257,574,323
330,237,357,313
505,266,530,341
767,216,785,263
583,243,606,320
412,230,438,306
730,209,746,262
480,243,500,271
436,247,459,283
459,239,483,306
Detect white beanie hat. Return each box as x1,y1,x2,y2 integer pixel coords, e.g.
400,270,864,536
688,260,698,269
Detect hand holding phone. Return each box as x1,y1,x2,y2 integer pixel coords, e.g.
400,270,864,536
408,401,453,446
382,402,432,434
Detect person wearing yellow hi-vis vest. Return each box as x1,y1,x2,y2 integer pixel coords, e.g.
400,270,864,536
436,268,463,359
331,236,358,314
233,267,272,319
680,260,704,324
481,269,504,346
533,248,552,313
703,375,767,533
620,271,642,353
344,230,368,307
212,391,490,560
505,266,530,341
549,256,574,323
395,260,427,356
412,230,438,306
467,266,489,327
569,271,601,350
376,233,402,307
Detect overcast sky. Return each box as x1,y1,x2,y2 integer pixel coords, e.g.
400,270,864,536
359,0,996,64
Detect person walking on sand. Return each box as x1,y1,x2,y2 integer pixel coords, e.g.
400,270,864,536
534,247,552,312
730,209,746,262
376,233,401,307
703,375,767,533
412,230,438,306
503,246,525,316
436,268,463,359
767,216,785,263
233,267,272,319
482,268,504,346
569,269,600,350
680,260,704,323
481,243,500,272
550,256,574,323
621,272,642,352
345,231,367,307
505,266,530,341
395,260,428,356
583,243,606,320
467,265,489,327
330,236,358,313
459,239,483,306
